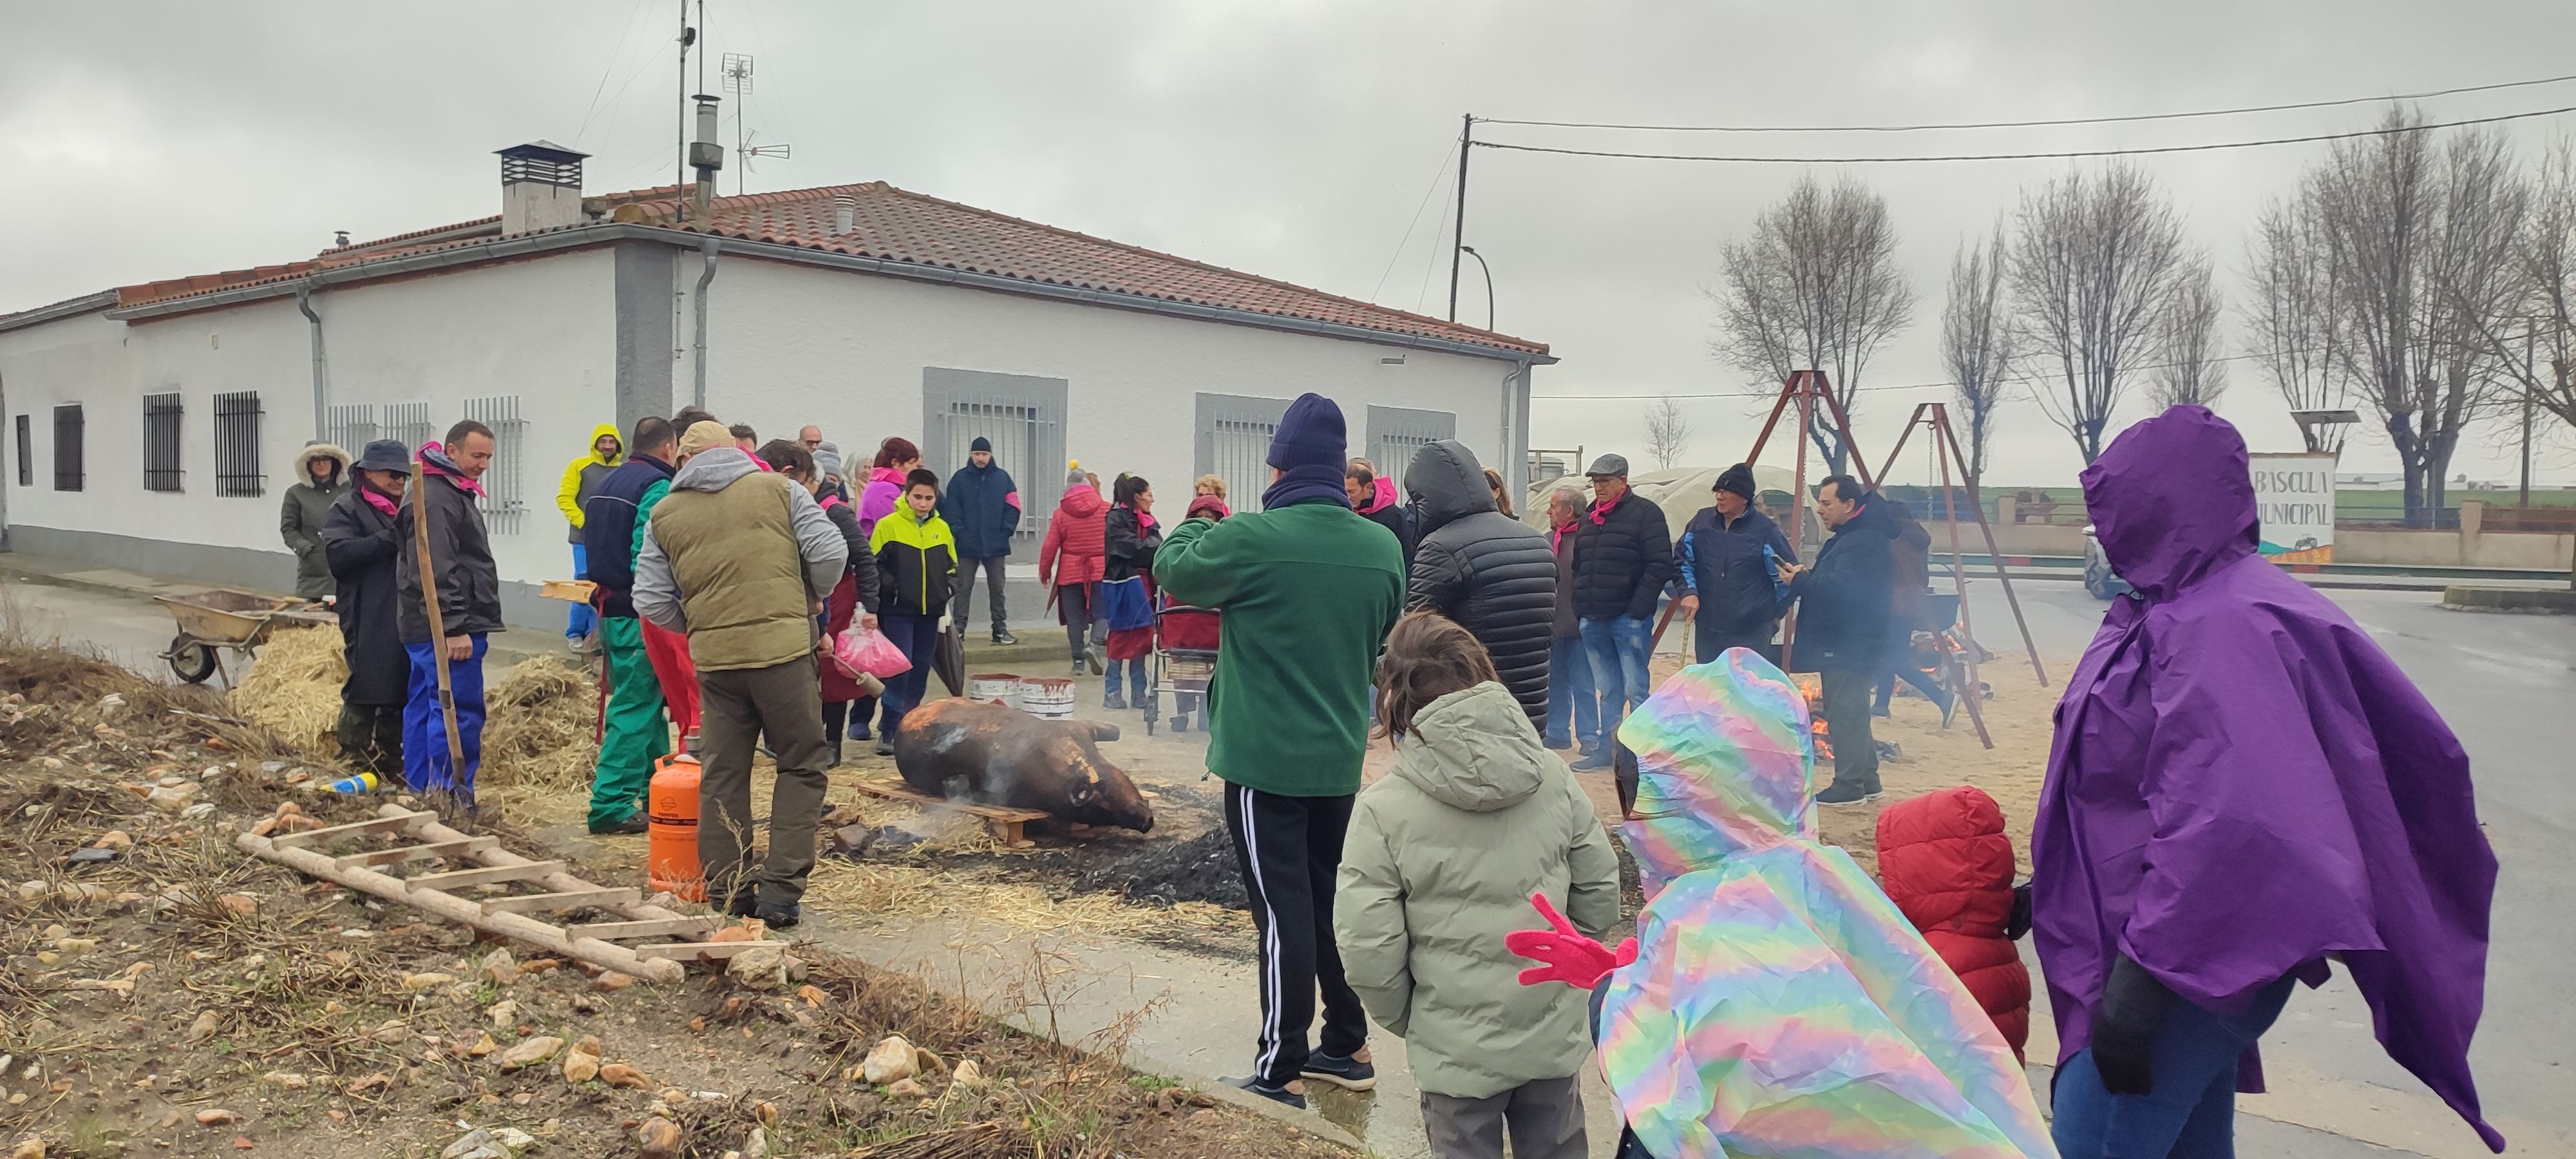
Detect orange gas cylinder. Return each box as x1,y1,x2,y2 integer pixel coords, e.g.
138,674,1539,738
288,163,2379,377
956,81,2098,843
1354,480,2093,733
647,748,705,901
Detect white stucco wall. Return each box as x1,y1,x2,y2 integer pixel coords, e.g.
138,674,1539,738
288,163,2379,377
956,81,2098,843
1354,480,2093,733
0,250,618,590
692,255,1528,504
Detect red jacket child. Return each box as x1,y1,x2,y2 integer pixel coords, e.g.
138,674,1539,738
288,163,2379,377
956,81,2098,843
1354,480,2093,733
1875,785,2032,1059
1038,475,1108,589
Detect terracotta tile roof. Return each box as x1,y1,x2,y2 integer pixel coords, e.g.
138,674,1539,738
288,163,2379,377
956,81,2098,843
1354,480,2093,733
108,180,1547,357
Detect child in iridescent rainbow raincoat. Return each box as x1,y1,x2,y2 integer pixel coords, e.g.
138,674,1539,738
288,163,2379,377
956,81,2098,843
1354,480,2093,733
1510,649,2057,1159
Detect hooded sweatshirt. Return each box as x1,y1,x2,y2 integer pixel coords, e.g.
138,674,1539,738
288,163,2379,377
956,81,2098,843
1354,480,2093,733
1597,652,2053,1159
1038,482,1109,587
858,466,906,540
282,442,352,599
2034,405,2501,1151
554,423,625,544
632,447,848,671
1335,682,1618,1099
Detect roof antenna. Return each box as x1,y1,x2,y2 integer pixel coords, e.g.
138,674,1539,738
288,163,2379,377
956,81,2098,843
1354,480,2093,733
673,0,695,219
720,53,790,196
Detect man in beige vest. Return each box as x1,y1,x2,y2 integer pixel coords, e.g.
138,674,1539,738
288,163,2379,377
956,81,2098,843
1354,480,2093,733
633,421,848,925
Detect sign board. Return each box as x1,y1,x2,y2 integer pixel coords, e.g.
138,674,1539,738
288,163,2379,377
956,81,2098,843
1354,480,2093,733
2251,451,2337,565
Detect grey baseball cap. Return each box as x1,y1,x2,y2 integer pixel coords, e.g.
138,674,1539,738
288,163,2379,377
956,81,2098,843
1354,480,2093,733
1585,453,1629,478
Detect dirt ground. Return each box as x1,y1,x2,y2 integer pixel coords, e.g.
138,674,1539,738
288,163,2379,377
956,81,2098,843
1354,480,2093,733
0,639,1348,1159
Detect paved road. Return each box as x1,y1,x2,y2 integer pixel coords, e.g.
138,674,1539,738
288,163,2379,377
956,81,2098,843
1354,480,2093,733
7,570,2566,1156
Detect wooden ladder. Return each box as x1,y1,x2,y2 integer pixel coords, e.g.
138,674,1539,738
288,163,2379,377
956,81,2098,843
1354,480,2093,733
237,806,791,984
849,775,1048,847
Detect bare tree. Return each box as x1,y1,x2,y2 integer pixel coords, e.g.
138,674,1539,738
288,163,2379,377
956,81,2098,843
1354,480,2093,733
2310,106,2527,522
2008,162,2192,464
1643,394,1692,469
1942,225,2013,484
2244,191,2350,453
2148,256,2228,410
1711,174,1916,472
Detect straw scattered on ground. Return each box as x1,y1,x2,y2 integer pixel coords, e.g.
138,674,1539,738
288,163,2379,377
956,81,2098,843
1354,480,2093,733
225,623,345,757
804,858,1246,943
478,655,600,791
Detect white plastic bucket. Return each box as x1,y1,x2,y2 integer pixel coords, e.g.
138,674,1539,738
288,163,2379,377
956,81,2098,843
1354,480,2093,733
1018,677,1076,719
968,673,1021,702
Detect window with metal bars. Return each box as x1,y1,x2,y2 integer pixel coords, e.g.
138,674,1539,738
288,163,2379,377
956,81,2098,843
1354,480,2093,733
52,405,84,491
143,392,184,492
213,391,264,497
922,369,1068,549
325,403,378,458
1195,393,1293,513
14,415,29,487
460,395,527,535
382,402,434,460
1365,404,1457,483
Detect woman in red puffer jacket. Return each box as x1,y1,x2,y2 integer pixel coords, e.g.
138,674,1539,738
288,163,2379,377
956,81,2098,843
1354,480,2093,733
1039,464,1110,677
1875,785,2032,1059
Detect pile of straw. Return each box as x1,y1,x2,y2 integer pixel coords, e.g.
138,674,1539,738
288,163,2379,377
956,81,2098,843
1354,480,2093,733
227,625,346,757
802,858,1244,942
479,655,600,791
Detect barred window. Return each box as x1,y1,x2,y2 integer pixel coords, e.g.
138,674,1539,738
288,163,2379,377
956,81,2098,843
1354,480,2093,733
52,406,84,491
325,402,378,457
143,392,184,492
14,415,28,487
1195,393,1292,513
460,395,527,535
383,402,433,459
214,391,264,497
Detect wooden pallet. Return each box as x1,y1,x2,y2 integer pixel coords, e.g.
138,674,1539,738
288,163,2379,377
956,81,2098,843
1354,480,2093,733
848,775,1048,847
236,806,789,984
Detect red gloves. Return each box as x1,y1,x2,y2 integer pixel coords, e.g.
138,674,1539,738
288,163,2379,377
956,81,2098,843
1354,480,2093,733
1504,892,1637,989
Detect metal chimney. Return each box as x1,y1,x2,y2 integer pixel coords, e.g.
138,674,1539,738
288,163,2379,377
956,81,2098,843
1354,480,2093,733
832,194,856,236
496,141,591,235
688,94,723,218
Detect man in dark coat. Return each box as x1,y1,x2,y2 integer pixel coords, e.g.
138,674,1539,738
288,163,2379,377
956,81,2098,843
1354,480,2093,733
582,416,680,834
319,440,412,778
1672,463,1796,665
1347,458,1417,568
1567,454,1671,770
395,422,504,813
1776,475,1895,806
1403,440,1555,732
940,435,1022,645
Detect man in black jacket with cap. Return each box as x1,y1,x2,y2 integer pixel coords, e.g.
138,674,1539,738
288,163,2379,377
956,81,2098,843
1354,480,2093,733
1672,463,1796,665
1776,475,1895,806
1567,454,1671,770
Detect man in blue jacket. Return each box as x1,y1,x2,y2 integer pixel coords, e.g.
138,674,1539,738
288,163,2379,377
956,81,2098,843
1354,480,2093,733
942,436,1021,645
1671,463,1796,665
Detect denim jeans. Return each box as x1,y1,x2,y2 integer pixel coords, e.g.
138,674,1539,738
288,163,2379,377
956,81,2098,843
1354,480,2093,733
1103,657,1147,704
565,544,595,641
1544,636,1600,751
1578,616,1654,730
2052,977,2296,1159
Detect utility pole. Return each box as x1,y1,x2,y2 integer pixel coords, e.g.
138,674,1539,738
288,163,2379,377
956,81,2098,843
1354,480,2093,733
2522,318,2535,508
674,0,694,218
1447,114,1472,323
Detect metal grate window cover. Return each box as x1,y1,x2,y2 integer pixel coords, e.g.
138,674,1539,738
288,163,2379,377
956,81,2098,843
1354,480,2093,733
325,403,379,458
14,415,29,488
52,404,84,492
1365,404,1457,484
143,392,184,492
1195,393,1293,513
383,402,435,461
462,395,527,536
922,369,1067,551
214,391,265,497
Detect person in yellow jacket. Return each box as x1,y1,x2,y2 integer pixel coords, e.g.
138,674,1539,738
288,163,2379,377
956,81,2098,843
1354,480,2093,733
554,423,625,652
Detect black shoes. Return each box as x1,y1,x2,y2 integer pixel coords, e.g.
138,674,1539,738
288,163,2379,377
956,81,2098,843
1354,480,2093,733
1815,781,1884,807
1104,692,1128,711
587,814,649,836
1226,1075,1307,1110
991,630,1019,646
754,901,800,929
1170,713,1189,733
1298,1051,1376,1091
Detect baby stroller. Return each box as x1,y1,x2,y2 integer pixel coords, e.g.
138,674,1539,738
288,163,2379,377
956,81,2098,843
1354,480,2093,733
1142,599,1220,736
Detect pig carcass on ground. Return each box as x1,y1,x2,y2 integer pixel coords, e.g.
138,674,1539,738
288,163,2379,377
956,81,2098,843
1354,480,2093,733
891,698,1155,833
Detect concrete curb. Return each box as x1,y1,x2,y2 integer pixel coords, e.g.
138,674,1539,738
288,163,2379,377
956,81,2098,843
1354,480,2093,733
2439,585,2576,614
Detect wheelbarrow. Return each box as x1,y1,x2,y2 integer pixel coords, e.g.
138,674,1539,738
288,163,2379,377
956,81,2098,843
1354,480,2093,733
154,589,336,686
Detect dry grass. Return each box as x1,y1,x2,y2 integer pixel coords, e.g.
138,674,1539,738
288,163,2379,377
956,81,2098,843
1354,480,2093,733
802,859,1243,943
223,624,346,757
477,655,601,791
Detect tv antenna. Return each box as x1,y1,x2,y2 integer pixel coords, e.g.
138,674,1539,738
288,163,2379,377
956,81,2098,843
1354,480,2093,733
718,53,789,194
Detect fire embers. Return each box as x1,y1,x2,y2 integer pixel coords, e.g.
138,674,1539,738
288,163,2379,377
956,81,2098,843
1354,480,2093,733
891,699,1155,833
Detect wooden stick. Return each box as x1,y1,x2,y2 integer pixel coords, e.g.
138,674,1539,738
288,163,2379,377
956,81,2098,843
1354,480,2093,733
1935,411,2048,686
568,916,722,941
407,454,471,801
270,811,434,849
332,836,496,869
1780,374,1814,672
402,861,568,891
236,829,685,983
478,887,641,916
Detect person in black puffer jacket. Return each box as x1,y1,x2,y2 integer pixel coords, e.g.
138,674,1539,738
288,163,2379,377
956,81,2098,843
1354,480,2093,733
1403,440,1556,732
1672,463,1796,665
1567,455,1672,769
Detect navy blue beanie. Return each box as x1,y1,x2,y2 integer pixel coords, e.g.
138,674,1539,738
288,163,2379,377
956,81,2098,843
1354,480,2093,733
1266,393,1347,471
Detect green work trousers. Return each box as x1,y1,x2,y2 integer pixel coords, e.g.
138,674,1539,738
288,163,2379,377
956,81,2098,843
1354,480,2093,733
588,616,670,829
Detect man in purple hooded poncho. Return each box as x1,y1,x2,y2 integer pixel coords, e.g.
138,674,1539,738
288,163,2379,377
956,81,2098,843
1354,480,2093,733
2034,406,2502,1158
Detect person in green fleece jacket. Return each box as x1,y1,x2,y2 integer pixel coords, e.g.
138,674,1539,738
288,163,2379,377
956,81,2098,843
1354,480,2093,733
1157,391,1404,1111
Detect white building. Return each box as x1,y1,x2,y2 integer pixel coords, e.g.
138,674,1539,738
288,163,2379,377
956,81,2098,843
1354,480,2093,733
0,143,1551,627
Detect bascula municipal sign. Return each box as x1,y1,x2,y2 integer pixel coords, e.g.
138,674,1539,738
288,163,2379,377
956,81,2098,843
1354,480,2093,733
2251,451,2336,565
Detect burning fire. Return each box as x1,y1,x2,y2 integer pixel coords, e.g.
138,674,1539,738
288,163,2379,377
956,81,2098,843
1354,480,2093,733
1794,675,1834,760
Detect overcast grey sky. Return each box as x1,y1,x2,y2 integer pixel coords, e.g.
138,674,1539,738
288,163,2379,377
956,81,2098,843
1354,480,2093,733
10,1,2576,489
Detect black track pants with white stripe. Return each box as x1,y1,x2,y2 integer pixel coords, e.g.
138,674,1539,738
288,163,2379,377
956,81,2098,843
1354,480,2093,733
1224,782,1370,1086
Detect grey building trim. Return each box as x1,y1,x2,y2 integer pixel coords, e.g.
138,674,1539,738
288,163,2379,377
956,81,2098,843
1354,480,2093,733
95,224,1556,365
613,241,676,432
5,524,561,632
0,290,120,334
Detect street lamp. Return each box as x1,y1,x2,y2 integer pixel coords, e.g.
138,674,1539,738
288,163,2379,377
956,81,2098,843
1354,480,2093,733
1459,245,1495,331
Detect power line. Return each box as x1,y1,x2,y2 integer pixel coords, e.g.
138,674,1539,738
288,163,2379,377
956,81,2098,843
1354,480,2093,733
1533,346,2306,400
1475,103,2576,165
1372,137,1463,303
1480,71,2576,135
